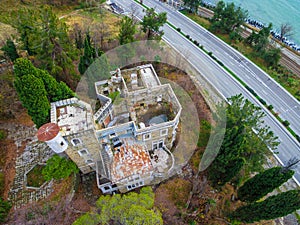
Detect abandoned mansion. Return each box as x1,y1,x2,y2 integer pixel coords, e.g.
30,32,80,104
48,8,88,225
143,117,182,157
37,64,182,194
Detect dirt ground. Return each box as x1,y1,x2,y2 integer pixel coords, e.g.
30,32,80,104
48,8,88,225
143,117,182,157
0,72,34,201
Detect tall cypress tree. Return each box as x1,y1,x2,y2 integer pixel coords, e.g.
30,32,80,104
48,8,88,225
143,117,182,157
14,74,50,127
14,58,74,101
14,58,74,127
78,32,96,74
230,190,300,223
238,167,294,202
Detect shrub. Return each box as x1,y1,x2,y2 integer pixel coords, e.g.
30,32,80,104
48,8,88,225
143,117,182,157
267,105,274,110
176,27,181,32
186,34,190,39
245,86,258,97
42,155,79,181
217,60,224,66
259,98,267,106
0,130,6,140
0,198,11,223
282,120,290,127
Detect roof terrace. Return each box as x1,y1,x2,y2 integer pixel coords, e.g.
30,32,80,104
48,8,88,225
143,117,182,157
50,98,93,136
121,64,161,92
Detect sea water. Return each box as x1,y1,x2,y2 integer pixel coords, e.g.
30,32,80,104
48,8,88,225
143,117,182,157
206,0,300,45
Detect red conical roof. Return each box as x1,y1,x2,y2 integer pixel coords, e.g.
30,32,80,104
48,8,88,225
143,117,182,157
37,123,60,142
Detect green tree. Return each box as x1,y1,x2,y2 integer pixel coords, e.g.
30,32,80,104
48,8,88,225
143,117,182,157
0,198,11,223
12,6,78,83
42,155,79,181
35,69,74,101
73,186,163,225
1,39,19,62
78,32,97,74
238,167,294,202
14,74,50,127
230,190,300,223
207,94,279,186
14,58,74,101
246,23,272,53
118,16,136,45
14,58,74,127
183,0,201,13
141,8,167,40
263,47,281,67
211,1,248,34
72,213,100,225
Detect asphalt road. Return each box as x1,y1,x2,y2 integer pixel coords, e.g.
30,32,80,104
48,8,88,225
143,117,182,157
147,0,300,136
114,0,300,185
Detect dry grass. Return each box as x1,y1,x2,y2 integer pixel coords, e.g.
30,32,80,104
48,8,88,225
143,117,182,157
63,8,121,41
0,23,17,45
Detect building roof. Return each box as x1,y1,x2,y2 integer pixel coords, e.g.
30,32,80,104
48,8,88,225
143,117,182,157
50,98,93,136
110,139,153,183
37,123,60,142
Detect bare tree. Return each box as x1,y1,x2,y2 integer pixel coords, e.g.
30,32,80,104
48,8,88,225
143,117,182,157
93,7,111,50
285,157,300,169
280,23,293,41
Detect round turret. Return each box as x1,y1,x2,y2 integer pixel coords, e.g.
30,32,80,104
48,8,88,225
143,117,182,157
37,123,68,153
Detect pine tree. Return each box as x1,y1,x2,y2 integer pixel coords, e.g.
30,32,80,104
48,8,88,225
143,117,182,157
238,167,294,202
230,190,300,223
12,6,78,83
183,0,201,13
210,1,248,34
14,58,74,101
207,94,279,186
141,8,167,40
118,16,136,45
